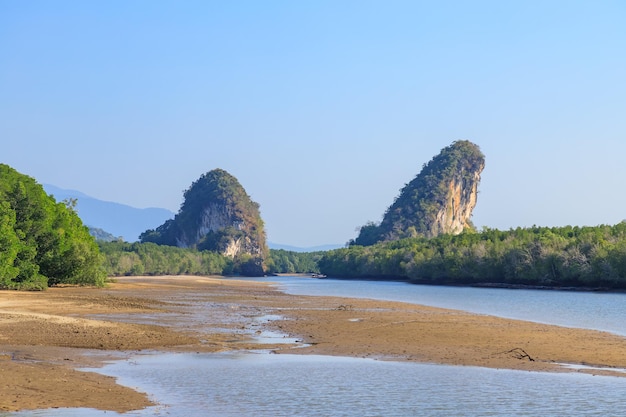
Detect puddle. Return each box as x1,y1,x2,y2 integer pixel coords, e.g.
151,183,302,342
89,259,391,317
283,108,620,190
84,296,300,347
251,329,301,344
245,314,301,344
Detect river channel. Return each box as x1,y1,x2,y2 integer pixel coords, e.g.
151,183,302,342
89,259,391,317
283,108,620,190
5,277,626,416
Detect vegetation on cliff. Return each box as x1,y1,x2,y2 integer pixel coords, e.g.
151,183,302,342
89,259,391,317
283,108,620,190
140,169,268,276
353,140,485,246
89,227,122,242
0,164,106,289
320,223,626,289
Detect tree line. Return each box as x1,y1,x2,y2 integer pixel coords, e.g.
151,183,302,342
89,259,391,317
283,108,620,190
319,223,626,289
6,161,626,291
99,242,322,277
99,241,228,276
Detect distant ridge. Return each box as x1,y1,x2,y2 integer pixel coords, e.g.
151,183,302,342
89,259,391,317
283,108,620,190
268,242,343,252
43,184,175,242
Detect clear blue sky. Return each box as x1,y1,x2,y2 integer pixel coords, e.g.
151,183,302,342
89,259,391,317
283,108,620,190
2,1,625,247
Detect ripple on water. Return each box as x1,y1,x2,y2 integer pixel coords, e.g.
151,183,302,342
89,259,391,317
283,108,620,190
9,352,626,417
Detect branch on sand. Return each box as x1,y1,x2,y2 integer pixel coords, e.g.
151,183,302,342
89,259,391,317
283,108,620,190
499,348,535,361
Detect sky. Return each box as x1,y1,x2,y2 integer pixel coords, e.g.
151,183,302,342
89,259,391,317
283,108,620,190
1,1,625,248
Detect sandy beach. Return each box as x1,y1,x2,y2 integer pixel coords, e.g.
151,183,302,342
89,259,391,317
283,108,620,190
2,275,626,413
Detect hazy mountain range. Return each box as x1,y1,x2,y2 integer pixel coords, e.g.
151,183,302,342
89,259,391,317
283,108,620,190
43,184,341,251
268,243,343,252
43,184,175,242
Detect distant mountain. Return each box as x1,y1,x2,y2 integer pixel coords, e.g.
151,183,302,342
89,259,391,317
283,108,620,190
43,184,175,242
268,242,343,252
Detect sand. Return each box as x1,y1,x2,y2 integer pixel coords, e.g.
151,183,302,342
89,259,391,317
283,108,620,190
1,275,626,412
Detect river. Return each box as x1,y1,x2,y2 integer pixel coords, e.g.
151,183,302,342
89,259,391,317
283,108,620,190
6,277,626,417
266,276,626,335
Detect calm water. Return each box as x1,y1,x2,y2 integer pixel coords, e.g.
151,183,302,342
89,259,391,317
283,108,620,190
7,352,626,417
260,276,626,335
6,276,626,416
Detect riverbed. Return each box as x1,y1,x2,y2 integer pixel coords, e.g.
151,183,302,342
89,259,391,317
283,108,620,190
3,275,626,416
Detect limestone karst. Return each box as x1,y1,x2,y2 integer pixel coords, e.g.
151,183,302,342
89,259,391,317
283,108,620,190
140,169,268,275
353,140,485,245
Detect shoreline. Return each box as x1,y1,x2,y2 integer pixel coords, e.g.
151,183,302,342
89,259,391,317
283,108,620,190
2,275,626,412
321,275,620,292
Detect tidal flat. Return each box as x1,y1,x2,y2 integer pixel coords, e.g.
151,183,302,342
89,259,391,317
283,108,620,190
2,275,626,413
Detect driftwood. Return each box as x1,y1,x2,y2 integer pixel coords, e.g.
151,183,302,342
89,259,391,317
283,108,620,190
499,347,535,361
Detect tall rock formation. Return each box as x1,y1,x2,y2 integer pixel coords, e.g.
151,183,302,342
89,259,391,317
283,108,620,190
353,140,485,246
140,169,268,274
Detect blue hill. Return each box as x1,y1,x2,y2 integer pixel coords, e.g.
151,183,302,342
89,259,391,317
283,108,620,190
43,184,175,242
268,242,343,252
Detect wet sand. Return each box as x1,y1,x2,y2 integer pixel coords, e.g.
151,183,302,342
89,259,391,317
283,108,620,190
2,275,626,412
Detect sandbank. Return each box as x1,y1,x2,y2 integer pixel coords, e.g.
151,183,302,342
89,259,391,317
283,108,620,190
1,275,626,412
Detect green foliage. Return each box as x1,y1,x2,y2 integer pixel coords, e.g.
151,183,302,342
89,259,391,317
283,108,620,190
99,241,228,276
351,222,382,246
353,140,485,245
322,223,626,289
0,201,22,286
139,219,179,246
266,249,324,274
228,253,264,277
100,242,328,277
0,164,106,290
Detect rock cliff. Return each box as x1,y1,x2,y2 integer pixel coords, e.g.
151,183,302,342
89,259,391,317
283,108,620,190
353,140,485,245
140,169,268,274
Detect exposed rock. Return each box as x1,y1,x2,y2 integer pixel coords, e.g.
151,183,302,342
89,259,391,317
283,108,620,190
140,169,268,274
429,162,482,237
353,140,485,245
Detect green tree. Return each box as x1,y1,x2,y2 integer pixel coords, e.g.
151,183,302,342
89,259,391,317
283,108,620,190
0,201,21,287
0,164,106,289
